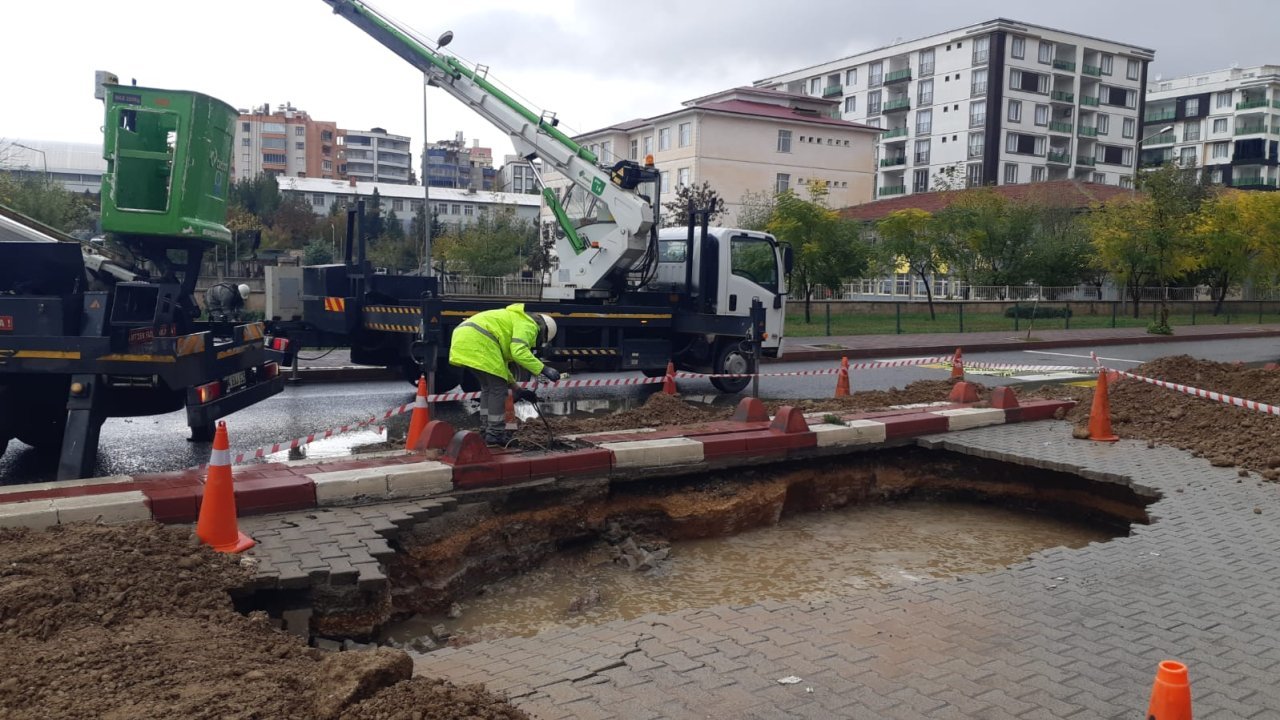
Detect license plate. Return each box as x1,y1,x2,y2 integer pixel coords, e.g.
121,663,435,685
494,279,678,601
224,370,247,391
0,316,11,331
128,327,154,345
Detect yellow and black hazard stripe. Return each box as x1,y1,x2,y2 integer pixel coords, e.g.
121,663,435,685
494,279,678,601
323,297,346,312
176,334,206,357
366,322,419,334
239,322,265,342
550,348,620,357
365,305,417,315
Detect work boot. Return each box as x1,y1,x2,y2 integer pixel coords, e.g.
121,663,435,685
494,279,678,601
483,427,513,447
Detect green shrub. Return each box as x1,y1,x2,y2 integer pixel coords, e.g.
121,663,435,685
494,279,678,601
1146,321,1173,335
1003,305,1073,319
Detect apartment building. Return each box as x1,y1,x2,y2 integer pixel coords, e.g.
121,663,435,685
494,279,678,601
496,155,542,195
424,133,496,191
756,19,1154,199
563,87,879,225
233,103,343,182
1145,65,1280,189
343,127,413,185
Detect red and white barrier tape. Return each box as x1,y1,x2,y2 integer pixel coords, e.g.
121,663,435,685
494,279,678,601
964,362,1094,373
1105,367,1280,417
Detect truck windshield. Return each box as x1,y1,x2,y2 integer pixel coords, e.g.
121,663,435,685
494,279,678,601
730,236,778,293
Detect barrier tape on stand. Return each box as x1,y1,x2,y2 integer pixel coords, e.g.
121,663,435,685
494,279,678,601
964,362,1095,373
1105,367,1280,417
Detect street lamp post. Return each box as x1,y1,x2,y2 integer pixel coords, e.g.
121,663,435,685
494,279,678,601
11,142,48,187
1133,124,1175,189
422,30,453,278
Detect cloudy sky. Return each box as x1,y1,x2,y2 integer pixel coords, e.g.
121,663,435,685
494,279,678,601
3,0,1278,166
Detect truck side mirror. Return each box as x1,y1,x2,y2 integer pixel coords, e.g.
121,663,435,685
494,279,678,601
782,245,795,275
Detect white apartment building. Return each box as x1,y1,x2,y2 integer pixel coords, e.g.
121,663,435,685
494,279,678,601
756,19,1155,199
1145,65,1280,189
496,155,542,195
343,128,413,185
562,87,879,225
276,177,540,233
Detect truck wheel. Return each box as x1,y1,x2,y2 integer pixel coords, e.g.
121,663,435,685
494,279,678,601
189,424,216,443
709,343,753,394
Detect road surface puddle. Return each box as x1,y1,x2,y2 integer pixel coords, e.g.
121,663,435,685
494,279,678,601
384,500,1109,643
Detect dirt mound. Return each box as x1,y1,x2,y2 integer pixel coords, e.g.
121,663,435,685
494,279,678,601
0,523,526,720
768,380,978,416
1026,356,1280,476
548,391,732,436
342,677,531,720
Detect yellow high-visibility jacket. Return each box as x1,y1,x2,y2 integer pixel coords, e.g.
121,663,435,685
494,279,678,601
448,303,545,382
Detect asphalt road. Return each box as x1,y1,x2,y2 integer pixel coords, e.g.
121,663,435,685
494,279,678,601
3,336,1278,483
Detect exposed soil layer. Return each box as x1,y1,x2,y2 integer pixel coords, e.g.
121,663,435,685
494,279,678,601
0,523,527,720
1026,356,1280,476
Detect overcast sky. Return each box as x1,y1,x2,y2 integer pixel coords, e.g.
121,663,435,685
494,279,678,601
4,0,1279,167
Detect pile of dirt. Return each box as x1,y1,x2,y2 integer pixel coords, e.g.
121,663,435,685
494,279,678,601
541,391,733,436
0,523,527,720
1026,355,1280,476
766,379,978,416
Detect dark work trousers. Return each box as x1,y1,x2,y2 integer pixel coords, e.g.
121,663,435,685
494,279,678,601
471,369,509,431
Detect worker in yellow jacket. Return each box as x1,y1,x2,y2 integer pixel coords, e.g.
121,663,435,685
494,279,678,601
448,303,560,445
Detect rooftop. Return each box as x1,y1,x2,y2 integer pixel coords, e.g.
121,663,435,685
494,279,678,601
277,177,540,207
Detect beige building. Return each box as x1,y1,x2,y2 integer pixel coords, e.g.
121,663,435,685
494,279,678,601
233,103,343,182
559,87,879,225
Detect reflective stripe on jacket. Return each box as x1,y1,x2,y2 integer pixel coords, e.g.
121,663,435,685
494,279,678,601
447,302,544,382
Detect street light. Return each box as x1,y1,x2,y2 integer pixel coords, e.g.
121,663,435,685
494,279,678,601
11,142,48,187
1130,125,1175,189
422,30,453,278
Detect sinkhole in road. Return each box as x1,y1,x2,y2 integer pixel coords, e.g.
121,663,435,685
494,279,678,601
376,447,1152,650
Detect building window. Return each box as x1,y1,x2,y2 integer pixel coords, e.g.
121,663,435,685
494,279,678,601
775,173,790,194
917,79,933,106
914,139,931,165
1034,104,1049,126
967,132,985,158
1005,133,1046,155
868,90,882,115
641,136,652,156
295,142,305,150
1127,58,1141,80
658,127,671,151
321,160,332,171
241,121,251,132
241,138,250,146
1122,117,1136,138
916,109,933,135
869,61,883,87
1031,166,1046,182
913,169,929,193
966,163,983,187
969,100,986,127
1096,113,1109,134
630,139,639,160
810,78,821,95
312,193,326,207
918,48,934,77
1011,36,1025,59
262,153,286,164
846,68,858,86
1211,142,1229,159
971,68,987,96
392,199,404,212
1120,175,1134,188
1101,54,1113,75
1008,100,1022,123
263,122,286,134
677,167,690,187
464,205,474,216
1213,118,1229,134
678,122,692,147
1037,41,1052,64
972,36,990,65
844,96,857,113
777,129,792,153
295,126,305,136
262,137,286,150
1216,92,1233,109
1179,147,1197,165
601,140,613,159
1010,69,1049,94
1004,163,1019,184
1183,121,1201,142
1185,98,1200,116
1093,172,1107,184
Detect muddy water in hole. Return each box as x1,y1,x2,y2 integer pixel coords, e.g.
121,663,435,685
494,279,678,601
386,500,1113,643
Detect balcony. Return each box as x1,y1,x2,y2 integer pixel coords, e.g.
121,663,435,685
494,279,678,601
1144,110,1176,123
1049,121,1074,134
878,185,907,197
823,85,843,98
1081,96,1100,107
884,69,912,84
880,127,909,140
1143,133,1176,145
1235,125,1267,136
883,98,911,113
1232,176,1277,188
1076,156,1097,166
1082,64,1102,77
1051,91,1075,103
1237,98,1268,111
1078,126,1098,138
1053,59,1077,72
880,156,907,168
1047,151,1071,165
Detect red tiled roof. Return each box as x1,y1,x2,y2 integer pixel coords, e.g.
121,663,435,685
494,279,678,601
697,100,879,131
839,180,1136,221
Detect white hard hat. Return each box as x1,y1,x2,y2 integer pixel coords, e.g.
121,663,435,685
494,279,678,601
237,283,251,299
538,313,557,343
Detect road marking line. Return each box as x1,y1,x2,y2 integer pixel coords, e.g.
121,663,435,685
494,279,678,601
1025,350,1143,364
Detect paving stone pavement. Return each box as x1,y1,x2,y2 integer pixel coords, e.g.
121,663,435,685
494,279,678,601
239,497,456,591
413,421,1280,718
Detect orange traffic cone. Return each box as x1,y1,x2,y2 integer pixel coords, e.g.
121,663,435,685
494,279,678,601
504,389,518,430
951,347,965,381
1146,660,1192,720
663,361,677,396
835,356,850,398
405,374,431,451
1088,369,1119,442
196,422,255,554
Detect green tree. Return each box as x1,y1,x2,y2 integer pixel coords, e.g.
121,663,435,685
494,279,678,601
735,189,775,231
229,174,280,223
1023,201,1094,288
1136,163,1212,330
1086,196,1159,318
435,206,537,277
265,194,318,249
766,184,868,322
662,181,726,228
876,208,945,319
302,238,334,265
0,171,93,234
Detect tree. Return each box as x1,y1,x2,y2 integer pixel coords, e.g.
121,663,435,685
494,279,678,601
229,174,280,223
934,189,1040,293
265,195,318,249
735,189,775,231
1023,201,1094,289
930,164,967,192
766,184,869,322
876,208,944,319
1086,196,1159,318
1191,189,1280,314
0,171,93,234
662,181,726,228
302,238,334,265
1136,163,1212,330
435,206,537,277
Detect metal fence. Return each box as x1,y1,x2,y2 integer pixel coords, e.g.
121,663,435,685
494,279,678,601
439,275,542,299
829,279,1217,303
